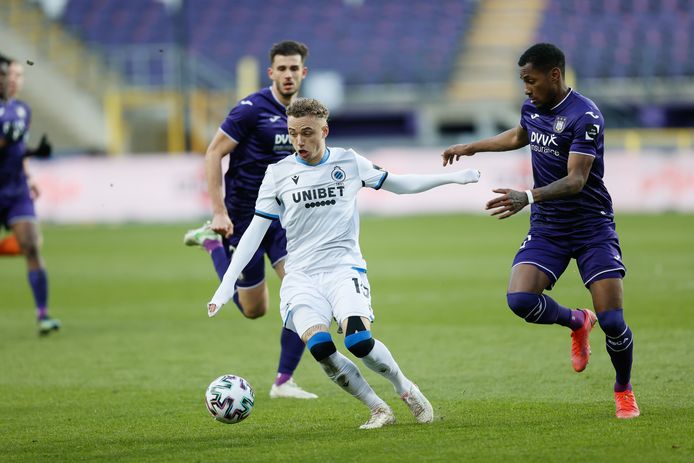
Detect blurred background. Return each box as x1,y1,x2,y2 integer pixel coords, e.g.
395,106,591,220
1,0,693,221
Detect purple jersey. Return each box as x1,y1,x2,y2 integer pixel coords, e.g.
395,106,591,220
219,87,293,222
520,89,613,230
0,98,31,200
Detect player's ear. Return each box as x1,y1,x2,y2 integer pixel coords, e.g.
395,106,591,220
550,67,561,83
302,66,308,78
267,66,274,79
322,123,329,138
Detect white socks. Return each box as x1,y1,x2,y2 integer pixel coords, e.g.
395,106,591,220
360,339,413,395
319,351,385,410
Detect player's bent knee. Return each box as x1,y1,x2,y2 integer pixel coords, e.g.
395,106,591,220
307,332,336,362
241,307,266,319
345,332,374,358
344,317,374,358
238,300,267,319
597,308,626,334
506,292,540,321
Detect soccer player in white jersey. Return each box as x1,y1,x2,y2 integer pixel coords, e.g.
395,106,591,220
208,98,480,429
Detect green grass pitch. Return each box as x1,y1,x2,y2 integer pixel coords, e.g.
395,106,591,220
1,214,692,462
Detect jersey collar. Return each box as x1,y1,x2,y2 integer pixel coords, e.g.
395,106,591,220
550,88,573,112
295,148,330,166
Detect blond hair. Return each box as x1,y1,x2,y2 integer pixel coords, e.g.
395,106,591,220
286,97,330,120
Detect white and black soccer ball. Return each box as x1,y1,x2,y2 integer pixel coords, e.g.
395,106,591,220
205,374,255,424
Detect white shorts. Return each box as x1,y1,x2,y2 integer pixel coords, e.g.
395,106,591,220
280,266,374,338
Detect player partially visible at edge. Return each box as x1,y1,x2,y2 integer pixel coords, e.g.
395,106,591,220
208,97,481,429
184,41,316,399
0,55,59,335
442,43,639,419
0,60,52,257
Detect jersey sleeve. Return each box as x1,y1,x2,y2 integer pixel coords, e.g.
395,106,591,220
219,97,258,143
569,110,604,157
254,166,281,219
354,150,388,190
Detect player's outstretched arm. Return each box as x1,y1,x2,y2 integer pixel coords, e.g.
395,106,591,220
381,168,481,194
442,126,529,166
485,153,594,219
207,215,272,317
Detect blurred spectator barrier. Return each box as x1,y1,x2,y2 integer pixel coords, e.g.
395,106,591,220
28,149,694,224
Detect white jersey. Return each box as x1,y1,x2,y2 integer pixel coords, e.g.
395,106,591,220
255,147,387,274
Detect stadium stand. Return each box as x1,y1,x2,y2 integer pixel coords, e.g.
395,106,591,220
59,0,477,86
2,0,692,152
537,0,693,79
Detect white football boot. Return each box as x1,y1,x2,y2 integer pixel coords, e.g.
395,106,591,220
360,405,396,429
269,378,318,399
401,384,434,423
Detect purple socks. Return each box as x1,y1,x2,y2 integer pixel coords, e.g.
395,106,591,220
597,309,634,391
203,240,230,281
274,372,292,386
277,327,305,381
558,307,586,331
28,269,48,320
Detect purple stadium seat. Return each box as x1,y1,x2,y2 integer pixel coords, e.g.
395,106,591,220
537,0,692,79
59,0,478,87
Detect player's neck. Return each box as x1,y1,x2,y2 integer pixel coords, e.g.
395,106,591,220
270,84,294,107
550,86,570,108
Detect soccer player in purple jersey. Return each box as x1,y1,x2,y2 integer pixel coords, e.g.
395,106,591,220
442,43,640,419
184,41,316,399
0,61,51,257
0,55,60,336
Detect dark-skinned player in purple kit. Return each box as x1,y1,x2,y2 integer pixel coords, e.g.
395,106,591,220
184,41,316,399
442,43,639,419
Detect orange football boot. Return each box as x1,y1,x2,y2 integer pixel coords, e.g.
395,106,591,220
571,309,597,372
615,390,640,419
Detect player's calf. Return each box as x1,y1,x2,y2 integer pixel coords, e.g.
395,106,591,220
597,308,634,391
507,292,549,322
506,292,578,326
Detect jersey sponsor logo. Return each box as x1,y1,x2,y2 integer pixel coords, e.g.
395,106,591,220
16,105,26,119
291,175,300,184
331,166,346,182
269,115,281,122
240,100,253,106
530,131,558,147
530,113,540,119
529,131,560,156
585,111,600,119
275,133,291,145
585,123,600,141
553,116,567,133
291,186,345,205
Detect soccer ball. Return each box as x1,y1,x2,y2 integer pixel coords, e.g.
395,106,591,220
205,374,255,424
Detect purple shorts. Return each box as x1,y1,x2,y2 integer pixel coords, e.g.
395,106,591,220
512,224,626,290
223,218,287,289
0,190,36,229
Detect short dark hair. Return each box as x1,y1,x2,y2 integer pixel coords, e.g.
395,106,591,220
269,40,309,64
518,43,565,75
